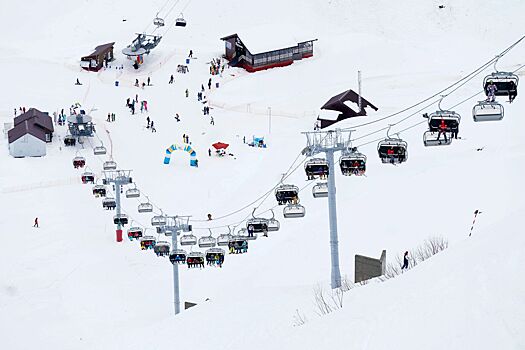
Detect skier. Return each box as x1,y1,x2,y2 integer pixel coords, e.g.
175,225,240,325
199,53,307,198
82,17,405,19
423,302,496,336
169,75,174,84
75,78,82,85
188,50,193,58
33,217,39,228
150,121,156,132
126,98,130,107
112,113,115,122
210,116,214,125
208,78,212,89
243,136,246,144
486,80,497,102
147,77,151,86
142,82,146,89
401,251,409,270
107,113,111,122
208,148,212,157
147,116,150,127
201,84,205,92
174,113,180,122
436,118,448,144
135,94,139,102
143,100,148,112
185,89,189,98
135,79,139,87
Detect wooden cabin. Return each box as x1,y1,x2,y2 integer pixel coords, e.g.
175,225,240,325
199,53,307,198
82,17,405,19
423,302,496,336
81,42,115,72
220,33,316,72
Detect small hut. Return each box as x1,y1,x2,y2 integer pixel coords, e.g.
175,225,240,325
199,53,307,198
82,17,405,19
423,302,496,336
81,42,115,71
8,108,54,157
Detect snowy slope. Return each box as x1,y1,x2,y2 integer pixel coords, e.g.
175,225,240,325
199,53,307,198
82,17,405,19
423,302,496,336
1,0,524,349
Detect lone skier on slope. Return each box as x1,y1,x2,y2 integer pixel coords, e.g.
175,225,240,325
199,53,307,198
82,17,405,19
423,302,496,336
401,251,409,270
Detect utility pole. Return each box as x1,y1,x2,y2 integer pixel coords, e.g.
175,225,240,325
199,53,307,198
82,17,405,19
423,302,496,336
157,215,192,315
302,129,352,289
103,169,133,242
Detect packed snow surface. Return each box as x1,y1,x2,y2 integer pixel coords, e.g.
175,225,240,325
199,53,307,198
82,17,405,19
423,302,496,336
0,0,524,349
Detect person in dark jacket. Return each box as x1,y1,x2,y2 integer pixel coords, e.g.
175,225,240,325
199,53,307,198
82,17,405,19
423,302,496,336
401,251,409,270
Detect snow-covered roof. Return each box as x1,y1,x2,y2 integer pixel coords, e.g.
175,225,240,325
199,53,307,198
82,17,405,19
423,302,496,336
222,25,316,54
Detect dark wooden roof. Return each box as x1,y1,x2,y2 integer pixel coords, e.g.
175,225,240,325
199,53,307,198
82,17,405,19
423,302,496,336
318,89,378,129
82,42,115,59
14,108,54,133
8,120,47,143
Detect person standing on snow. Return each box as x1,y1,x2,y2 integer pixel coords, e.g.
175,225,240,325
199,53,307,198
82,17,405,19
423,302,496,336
147,116,150,128
185,89,189,98
188,50,193,58
208,78,212,89
33,217,39,228
401,251,409,270
147,77,151,86
169,75,174,84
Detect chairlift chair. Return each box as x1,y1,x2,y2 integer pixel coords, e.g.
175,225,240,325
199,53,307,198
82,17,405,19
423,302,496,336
472,101,504,122
103,160,117,171
304,158,329,180
238,227,257,241
198,235,217,248
127,227,143,240
423,130,452,147
140,236,156,250
246,217,268,234
154,241,171,257
312,182,328,198
339,149,367,176
229,237,249,254
483,72,518,102
217,233,233,246
267,210,280,232
180,233,198,246
275,184,299,205
81,171,95,184
151,215,167,226
175,13,187,27
93,146,107,155
187,252,205,268
125,187,140,198
138,202,154,213
73,156,86,169
377,138,408,164
102,197,116,210
169,249,187,264
283,203,306,218
427,110,461,133
64,135,76,147
92,184,107,197
206,248,225,266
113,214,129,226
153,16,165,27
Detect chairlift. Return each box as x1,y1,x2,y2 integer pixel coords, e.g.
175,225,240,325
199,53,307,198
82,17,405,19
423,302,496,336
304,158,329,180
103,160,117,171
138,202,154,213
64,135,76,147
73,156,86,169
127,227,143,240
229,237,248,254
151,215,167,226
377,128,408,164
125,187,140,198
140,236,156,250
312,182,328,198
283,203,306,218
180,233,198,246
246,208,268,235
169,249,187,264
238,227,257,241
426,110,461,133
102,197,116,210
113,214,129,226
472,101,504,122
206,248,225,266
267,210,280,232
187,252,205,268
92,184,107,197
339,148,367,176
154,240,171,257
175,13,187,27
423,130,452,147
81,171,95,184
198,233,216,248
153,15,165,27
93,146,107,155
275,184,299,205
483,71,518,102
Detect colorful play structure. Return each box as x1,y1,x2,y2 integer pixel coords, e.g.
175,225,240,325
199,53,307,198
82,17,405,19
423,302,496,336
164,144,198,166
249,136,267,148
